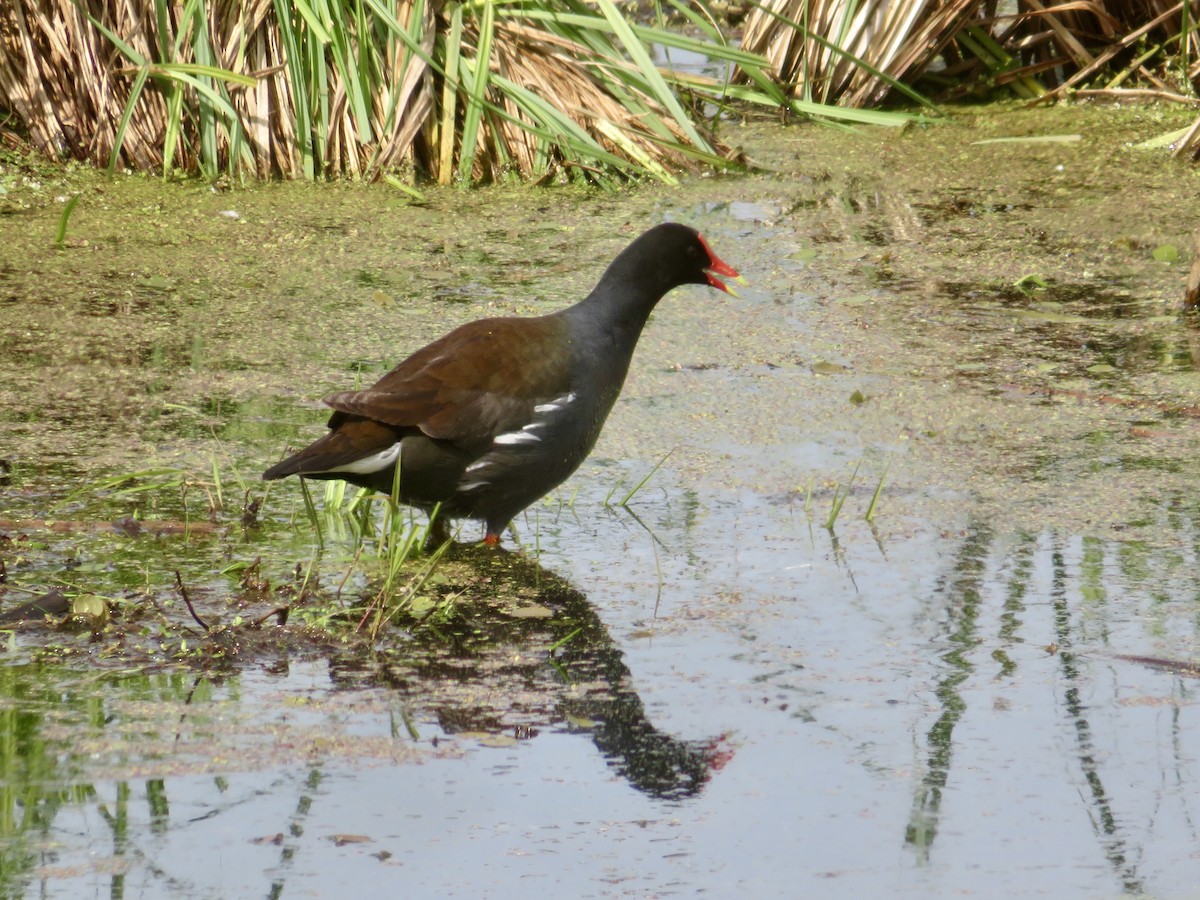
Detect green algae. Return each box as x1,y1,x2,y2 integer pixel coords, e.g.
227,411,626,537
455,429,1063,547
4,108,1200,897
3,102,1200,646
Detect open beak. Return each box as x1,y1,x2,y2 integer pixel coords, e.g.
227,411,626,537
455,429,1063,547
705,256,742,295
697,235,744,296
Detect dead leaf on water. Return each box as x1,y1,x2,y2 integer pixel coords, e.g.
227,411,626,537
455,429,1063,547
330,834,373,846
1115,654,1200,678
458,731,519,748
507,604,552,619
1006,308,1090,324
1118,695,1186,707
971,134,1082,145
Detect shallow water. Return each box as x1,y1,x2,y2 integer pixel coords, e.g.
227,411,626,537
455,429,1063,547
3,103,1200,897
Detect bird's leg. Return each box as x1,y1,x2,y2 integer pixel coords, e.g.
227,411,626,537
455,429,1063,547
425,514,451,550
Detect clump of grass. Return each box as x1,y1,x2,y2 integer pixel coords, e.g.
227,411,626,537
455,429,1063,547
278,465,455,635
603,449,674,509
267,478,458,630
1013,274,1049,295
824,461,860,531
740,0,1200,109
65,460,230,525
359,532,451,640
819,460,888,530
2,453,470,673
0,0,758,184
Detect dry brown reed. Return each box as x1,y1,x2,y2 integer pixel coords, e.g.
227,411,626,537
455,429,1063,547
741,0,1200,108
0,0,732,182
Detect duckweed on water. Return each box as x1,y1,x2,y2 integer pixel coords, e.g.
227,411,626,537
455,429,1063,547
4,102,1200,663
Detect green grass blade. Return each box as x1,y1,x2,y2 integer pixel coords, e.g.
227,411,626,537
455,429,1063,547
513,9,766,72
715,81,926,126
290,0,334,44
490,75,636,171
590,0,710,151
72,2,147,65
298,478,322,546
274,0,316,177
54,194,82,248
457,0,495,185
150,66,255,173
153,0,172,59
383,173,427,201
865,461,889,523
548,627,582,653
439,6,464,183
619,449,674,506
825,461,861,531
162,82,183,176
108,65,152,172
746,0,939,112
154,63,256,87
323,0,374,144
184,0,220,178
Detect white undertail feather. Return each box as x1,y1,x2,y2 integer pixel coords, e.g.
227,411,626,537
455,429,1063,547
325,442,402,475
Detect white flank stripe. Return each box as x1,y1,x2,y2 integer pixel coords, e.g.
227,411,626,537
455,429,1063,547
327,442,402,475
534,391,576,414
492,391,576,446
494,430,541,445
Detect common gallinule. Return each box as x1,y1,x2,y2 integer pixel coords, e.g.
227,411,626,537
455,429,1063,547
263,222,738,545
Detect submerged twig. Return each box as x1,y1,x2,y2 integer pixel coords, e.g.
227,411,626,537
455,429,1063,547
174,570,210,633
1072,88,1199,105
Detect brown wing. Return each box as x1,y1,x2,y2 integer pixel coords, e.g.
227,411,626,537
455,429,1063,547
322,315,574,448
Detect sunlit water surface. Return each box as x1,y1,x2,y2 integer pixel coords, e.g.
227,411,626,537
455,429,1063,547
2,106,1200,897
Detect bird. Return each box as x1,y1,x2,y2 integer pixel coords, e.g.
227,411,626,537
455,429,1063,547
262,222,739,546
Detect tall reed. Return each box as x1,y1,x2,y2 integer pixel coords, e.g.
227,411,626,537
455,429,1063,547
0,0,765,184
